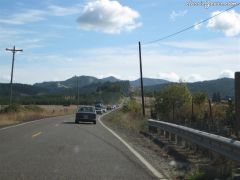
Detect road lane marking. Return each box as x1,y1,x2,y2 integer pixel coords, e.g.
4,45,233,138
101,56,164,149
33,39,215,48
32,131,42,138
98,111,165,179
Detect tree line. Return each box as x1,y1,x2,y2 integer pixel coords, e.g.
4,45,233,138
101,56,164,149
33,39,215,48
151,83,237,138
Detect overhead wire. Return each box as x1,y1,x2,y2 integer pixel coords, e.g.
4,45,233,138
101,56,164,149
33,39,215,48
142,3,240,45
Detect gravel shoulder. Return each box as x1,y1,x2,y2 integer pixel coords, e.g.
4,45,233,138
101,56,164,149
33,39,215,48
101,110,185,179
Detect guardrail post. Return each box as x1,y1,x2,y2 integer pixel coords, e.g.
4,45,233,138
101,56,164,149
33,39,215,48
170,133,175,142
235,72,240,137
159,129,164,136
148,119,240,162
176,136,182,145
149,126,158,134
165,131,169,139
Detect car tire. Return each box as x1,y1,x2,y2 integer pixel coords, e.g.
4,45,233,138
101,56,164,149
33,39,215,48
75,120,79,124
93,121,96,124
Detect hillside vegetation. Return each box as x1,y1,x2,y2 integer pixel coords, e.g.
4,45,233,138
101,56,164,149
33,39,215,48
145,78,234,99
0,80,130,105
0,104,76,127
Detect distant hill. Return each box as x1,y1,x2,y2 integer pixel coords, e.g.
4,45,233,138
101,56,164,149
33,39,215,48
188,78,234,98
0,76,235,100
145,78,234,98
101,76,120,83
130,78,169,87
0,79,130,105
0,76,129,97
0,83,47,96
34,76,99,92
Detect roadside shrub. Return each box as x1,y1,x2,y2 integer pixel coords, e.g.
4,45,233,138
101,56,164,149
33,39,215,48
0,104,43,113
128,99,141,113
122,99,141,114
1,104,23,113
24,105,43,112
155,83,191,121
186,169,206,180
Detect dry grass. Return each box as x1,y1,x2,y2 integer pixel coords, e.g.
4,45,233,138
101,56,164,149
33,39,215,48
0,105,77,127
103,109,148,132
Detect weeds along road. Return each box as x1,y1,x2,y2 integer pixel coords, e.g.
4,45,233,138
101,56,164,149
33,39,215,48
0,114,158,180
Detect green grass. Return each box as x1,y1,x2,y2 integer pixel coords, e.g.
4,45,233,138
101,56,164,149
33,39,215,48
103,98,148,132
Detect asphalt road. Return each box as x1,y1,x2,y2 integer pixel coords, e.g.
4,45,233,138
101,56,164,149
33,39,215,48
0,114,157,180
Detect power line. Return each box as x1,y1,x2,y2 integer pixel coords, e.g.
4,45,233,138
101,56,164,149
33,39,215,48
143,3,240,45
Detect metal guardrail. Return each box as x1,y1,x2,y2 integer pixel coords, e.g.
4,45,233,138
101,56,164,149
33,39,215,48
148,119,240,163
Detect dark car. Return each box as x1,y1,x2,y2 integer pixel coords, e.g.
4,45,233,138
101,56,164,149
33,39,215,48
75,106,97,124
95,103,103,114
106,105,112,110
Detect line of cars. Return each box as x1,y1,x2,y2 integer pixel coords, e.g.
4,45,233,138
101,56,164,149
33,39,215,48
75,103,118,124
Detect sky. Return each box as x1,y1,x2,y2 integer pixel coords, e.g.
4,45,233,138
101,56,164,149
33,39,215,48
0,0,239,84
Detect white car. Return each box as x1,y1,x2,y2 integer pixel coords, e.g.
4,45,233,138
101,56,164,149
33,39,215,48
96,107,103,114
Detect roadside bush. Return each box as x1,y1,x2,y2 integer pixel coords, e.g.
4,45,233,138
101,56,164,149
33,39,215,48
1,104,23,113
122,98,141,114
186,169,206,180
154,83,191,121
24,105,43,112
0,104,43,113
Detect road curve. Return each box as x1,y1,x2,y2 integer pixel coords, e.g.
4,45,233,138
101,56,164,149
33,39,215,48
0,114,157,180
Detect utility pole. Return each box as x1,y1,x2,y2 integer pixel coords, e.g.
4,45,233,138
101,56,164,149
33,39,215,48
138,41,145,116
191,97,194,122
77,77,80,105
235,72,240,137
6,46,23,105
76,76,79,106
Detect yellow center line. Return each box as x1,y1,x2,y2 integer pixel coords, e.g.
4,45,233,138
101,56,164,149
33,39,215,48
32,131,42,138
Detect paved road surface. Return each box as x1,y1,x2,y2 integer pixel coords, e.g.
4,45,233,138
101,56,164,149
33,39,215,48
0,115,157,180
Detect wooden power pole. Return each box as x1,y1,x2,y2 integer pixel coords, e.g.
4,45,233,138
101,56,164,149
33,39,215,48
138,42,145,116
6,46,23,105
235,72,240,137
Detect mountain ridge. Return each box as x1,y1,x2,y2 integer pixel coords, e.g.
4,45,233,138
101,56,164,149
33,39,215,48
0,76,235,98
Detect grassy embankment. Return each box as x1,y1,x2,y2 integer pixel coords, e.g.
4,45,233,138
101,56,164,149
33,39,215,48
103,97,237,180
0,104,77,127
103,98,148,133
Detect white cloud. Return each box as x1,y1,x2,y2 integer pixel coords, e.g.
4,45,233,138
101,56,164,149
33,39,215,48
47,5,81,16
207,10,240,37
0,9,46,25
170,10,188,21
162,38,240,51
97,73,122,79
187,74,204,82
1,38,239,84
194,21,203,30
157,72,180,82
0,4,81,25
219,70,234,78
76,0,141,34
0,74,10,83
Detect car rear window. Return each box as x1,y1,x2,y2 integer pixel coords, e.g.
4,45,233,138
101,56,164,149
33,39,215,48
78,107,95,113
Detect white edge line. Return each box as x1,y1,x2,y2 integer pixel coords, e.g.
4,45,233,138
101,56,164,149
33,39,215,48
99,110,165,179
